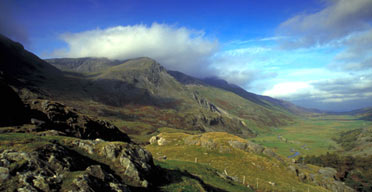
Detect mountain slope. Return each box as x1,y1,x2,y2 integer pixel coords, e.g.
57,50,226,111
46,56,298,141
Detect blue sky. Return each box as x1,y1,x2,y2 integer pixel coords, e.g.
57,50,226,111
1,0,372,111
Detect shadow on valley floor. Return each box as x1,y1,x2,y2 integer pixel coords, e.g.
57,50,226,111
152,166,229,192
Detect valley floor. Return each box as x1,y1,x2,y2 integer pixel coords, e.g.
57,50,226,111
251,115,371,157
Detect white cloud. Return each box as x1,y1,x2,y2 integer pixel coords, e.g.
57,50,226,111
263,81,316,98
51,23,218,77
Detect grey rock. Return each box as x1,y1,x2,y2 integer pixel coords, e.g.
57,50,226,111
318,167,337,178
149,136,158,144
157,137,168,146
86,165,106,180
32,174,50,191
30,118,45,126
0,167,9,181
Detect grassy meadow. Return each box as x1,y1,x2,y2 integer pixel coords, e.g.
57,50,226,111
251,115,372,157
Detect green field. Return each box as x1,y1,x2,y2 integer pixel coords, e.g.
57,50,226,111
251,115,372,157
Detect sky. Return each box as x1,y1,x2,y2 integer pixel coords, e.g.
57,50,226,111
1,0,372,111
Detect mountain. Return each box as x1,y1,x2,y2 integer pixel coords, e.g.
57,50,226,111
45,56,301,140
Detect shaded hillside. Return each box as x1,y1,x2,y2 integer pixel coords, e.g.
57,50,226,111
0,34,61,88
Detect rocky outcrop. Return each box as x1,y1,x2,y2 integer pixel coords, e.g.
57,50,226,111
23,99,131,142
70,165,131,192
0,137,156,191
67,139,155,188
288,164,354,192
227,140,282,160
193,92,221,114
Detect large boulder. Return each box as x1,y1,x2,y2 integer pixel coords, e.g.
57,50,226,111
26,99,131,142
70,139,155,188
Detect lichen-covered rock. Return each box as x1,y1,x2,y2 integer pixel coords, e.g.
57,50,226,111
69,139,155,188
0,137,156,192
70,165,131,192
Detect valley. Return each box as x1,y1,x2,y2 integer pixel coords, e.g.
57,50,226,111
0,33,371,191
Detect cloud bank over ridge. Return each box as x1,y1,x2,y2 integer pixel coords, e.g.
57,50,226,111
52,23,218,77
